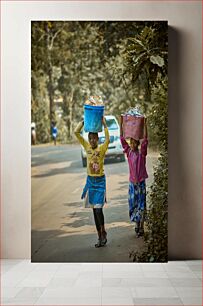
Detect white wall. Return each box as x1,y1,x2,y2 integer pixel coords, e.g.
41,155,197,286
1,1,202,259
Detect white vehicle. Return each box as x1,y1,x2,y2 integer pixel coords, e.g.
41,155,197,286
81,115,125,167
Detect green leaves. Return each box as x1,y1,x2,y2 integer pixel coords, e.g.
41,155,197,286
31,20,168,237
122,23,168,104
131,80,168,262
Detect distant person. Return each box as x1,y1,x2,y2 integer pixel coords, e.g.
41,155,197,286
51,122,58,145
74,117,110,248
31,122,36,145
120,117,148,237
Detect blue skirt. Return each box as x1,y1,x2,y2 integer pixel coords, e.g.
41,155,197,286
81,175,106,208
128,180,146,223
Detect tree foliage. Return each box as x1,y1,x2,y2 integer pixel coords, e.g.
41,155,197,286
31,71,50,143
31,21,168,262
122,23,168,105
123,23,168,262
32,21,166,142
130,80,168,262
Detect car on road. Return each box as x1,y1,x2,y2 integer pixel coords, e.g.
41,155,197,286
81,115,125,167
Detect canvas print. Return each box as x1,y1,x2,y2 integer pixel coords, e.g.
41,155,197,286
31,21,168,262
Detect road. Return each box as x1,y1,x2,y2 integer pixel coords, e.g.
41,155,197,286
31,144,158,263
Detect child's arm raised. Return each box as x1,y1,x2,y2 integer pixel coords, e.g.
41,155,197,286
119,116,123,137
143,117,148,139
120,115,130,155
74,121,89,149
100,117,110,153
141,118,148,156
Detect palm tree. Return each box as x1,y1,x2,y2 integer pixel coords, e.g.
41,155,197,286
123,24,168,103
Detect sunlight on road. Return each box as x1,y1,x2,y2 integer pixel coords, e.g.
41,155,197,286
31,145,158,262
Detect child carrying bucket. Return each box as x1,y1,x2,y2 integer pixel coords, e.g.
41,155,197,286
74,110,110,247
120,115,148,237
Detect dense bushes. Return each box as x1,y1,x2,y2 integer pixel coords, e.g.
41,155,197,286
130,81,168,262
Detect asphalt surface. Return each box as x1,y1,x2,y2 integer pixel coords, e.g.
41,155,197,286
31,144,158,263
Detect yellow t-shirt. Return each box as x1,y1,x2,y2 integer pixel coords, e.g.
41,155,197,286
74,122,110,177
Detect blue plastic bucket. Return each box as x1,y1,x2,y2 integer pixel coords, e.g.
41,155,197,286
84,105,104,132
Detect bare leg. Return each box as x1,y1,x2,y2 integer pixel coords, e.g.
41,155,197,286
100,224,107,245
93,209,102,247
135,221,140,237
94,208,107,247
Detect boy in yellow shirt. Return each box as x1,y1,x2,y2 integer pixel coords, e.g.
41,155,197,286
74,117,110,247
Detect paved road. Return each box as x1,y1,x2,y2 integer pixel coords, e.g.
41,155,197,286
31,144,158,263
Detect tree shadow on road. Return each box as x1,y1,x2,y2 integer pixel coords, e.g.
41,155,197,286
31,145,81,167
116,181,129,191
109,194,127,201
31,225,144,263
32,160,86,178
61,199,130,229
31,194,145,262
63,201,83,208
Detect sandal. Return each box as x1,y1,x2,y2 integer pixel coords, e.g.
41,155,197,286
95,239,102,248
135,220,141,237
135,227,139,233
101,231,107,246
135,228,144,238
139,228,144,237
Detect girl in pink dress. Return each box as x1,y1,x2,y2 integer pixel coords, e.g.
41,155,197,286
120,117,148,237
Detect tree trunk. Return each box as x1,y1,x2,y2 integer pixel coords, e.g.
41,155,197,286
69,89,74,139
48,68,54,135
45,22,55,137
62,93,70,139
